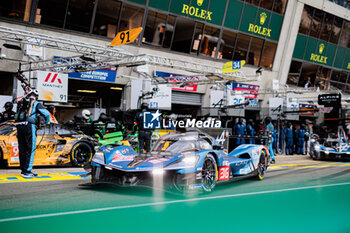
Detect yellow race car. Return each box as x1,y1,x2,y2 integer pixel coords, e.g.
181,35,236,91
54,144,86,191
0,123,96,167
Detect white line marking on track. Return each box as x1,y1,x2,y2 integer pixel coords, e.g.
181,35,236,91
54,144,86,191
1,182,350,223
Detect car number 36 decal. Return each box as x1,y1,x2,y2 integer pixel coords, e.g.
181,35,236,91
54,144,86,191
218,166,230,181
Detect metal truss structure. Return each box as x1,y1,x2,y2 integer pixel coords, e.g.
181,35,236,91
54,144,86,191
0,25,257,82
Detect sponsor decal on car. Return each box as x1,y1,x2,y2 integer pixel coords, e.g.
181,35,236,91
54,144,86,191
218,166,230,181
147,158,169,164
11,142,19,162
112,151,135,162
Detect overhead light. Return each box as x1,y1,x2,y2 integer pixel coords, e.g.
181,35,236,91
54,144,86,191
80,55,96,62
77,90,96,93
110,87,123,91
3,43,22,51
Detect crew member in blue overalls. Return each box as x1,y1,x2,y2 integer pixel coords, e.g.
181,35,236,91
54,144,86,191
284,122,293,155
16,89,50,177
246,119,256,144
272,123,278,153
296,124,306,154
265,117,275,163
234,118,246,146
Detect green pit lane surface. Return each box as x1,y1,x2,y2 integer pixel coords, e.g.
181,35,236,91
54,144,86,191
1,157,350,233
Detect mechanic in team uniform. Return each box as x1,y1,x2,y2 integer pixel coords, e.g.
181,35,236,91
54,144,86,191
16,90,50,177
233,118,246,146
0,102,16,123
246,119,256,144
284,122,293,155
134,103,152,155
296,124,306,154
47,105,58,124
264,117,275,163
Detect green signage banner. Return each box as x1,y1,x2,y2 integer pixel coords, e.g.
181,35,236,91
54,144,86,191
345,49,350,70
149,0,170,11
239,4,281,41
170,0,213,22
334,46,347,69
224,0,243,30
293,34,307,59
208,0,226,25
127,0,146,5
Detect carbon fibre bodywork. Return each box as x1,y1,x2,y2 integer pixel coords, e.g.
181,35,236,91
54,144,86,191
91,131,270,192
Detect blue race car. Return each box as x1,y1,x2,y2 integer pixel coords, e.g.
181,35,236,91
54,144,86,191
310,127,350,160
91,131,270,192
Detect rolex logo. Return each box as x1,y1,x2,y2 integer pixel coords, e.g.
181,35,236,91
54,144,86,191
319,43,325,54
260,12,267,25
197,0,204,6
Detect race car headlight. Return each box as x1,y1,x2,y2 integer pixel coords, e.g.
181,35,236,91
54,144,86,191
182,156,199,166
314,145,321,150
152,168,164,175
166,155,199,169
92,151,105,163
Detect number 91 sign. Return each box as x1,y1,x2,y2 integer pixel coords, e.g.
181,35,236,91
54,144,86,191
110,27,143,47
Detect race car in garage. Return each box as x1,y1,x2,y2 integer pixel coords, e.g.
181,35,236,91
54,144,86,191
310,127,350,160
0,123,96,167
91,130,270,192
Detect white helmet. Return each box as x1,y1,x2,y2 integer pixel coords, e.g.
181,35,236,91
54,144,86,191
82,109,91,120
27,88,39,97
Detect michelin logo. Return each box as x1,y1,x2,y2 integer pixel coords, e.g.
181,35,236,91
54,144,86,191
143,110,162,129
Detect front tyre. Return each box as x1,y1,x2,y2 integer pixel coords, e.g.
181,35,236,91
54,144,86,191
256,150,268,180
70,142,93,167
201,154,217,192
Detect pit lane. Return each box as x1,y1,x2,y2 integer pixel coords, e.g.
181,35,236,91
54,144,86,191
1,155,350,233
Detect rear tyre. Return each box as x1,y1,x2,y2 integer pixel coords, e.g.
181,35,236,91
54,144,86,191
70,142,93,167
201,154,217,192
256,150,268,180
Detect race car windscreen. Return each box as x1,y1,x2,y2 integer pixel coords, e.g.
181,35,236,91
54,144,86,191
151,133,211,156
151,139,198,156
0,124,16,136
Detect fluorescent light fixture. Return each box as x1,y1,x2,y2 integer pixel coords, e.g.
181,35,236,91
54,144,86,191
77,90,96,93
110,87,123,90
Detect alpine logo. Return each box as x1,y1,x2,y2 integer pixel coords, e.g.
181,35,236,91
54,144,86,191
44,73,62,84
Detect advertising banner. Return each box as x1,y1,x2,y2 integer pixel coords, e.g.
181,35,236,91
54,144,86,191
227,93,245,106
222,60,245,73
26,44,43,57
154,71,199,92
226,82,260,99
299,104,318,117
272,79,279,90
269,98,283,120
286,100,299,121
149,84,172,110
318,93,341,107
37,71,68,102
53,56,117,83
